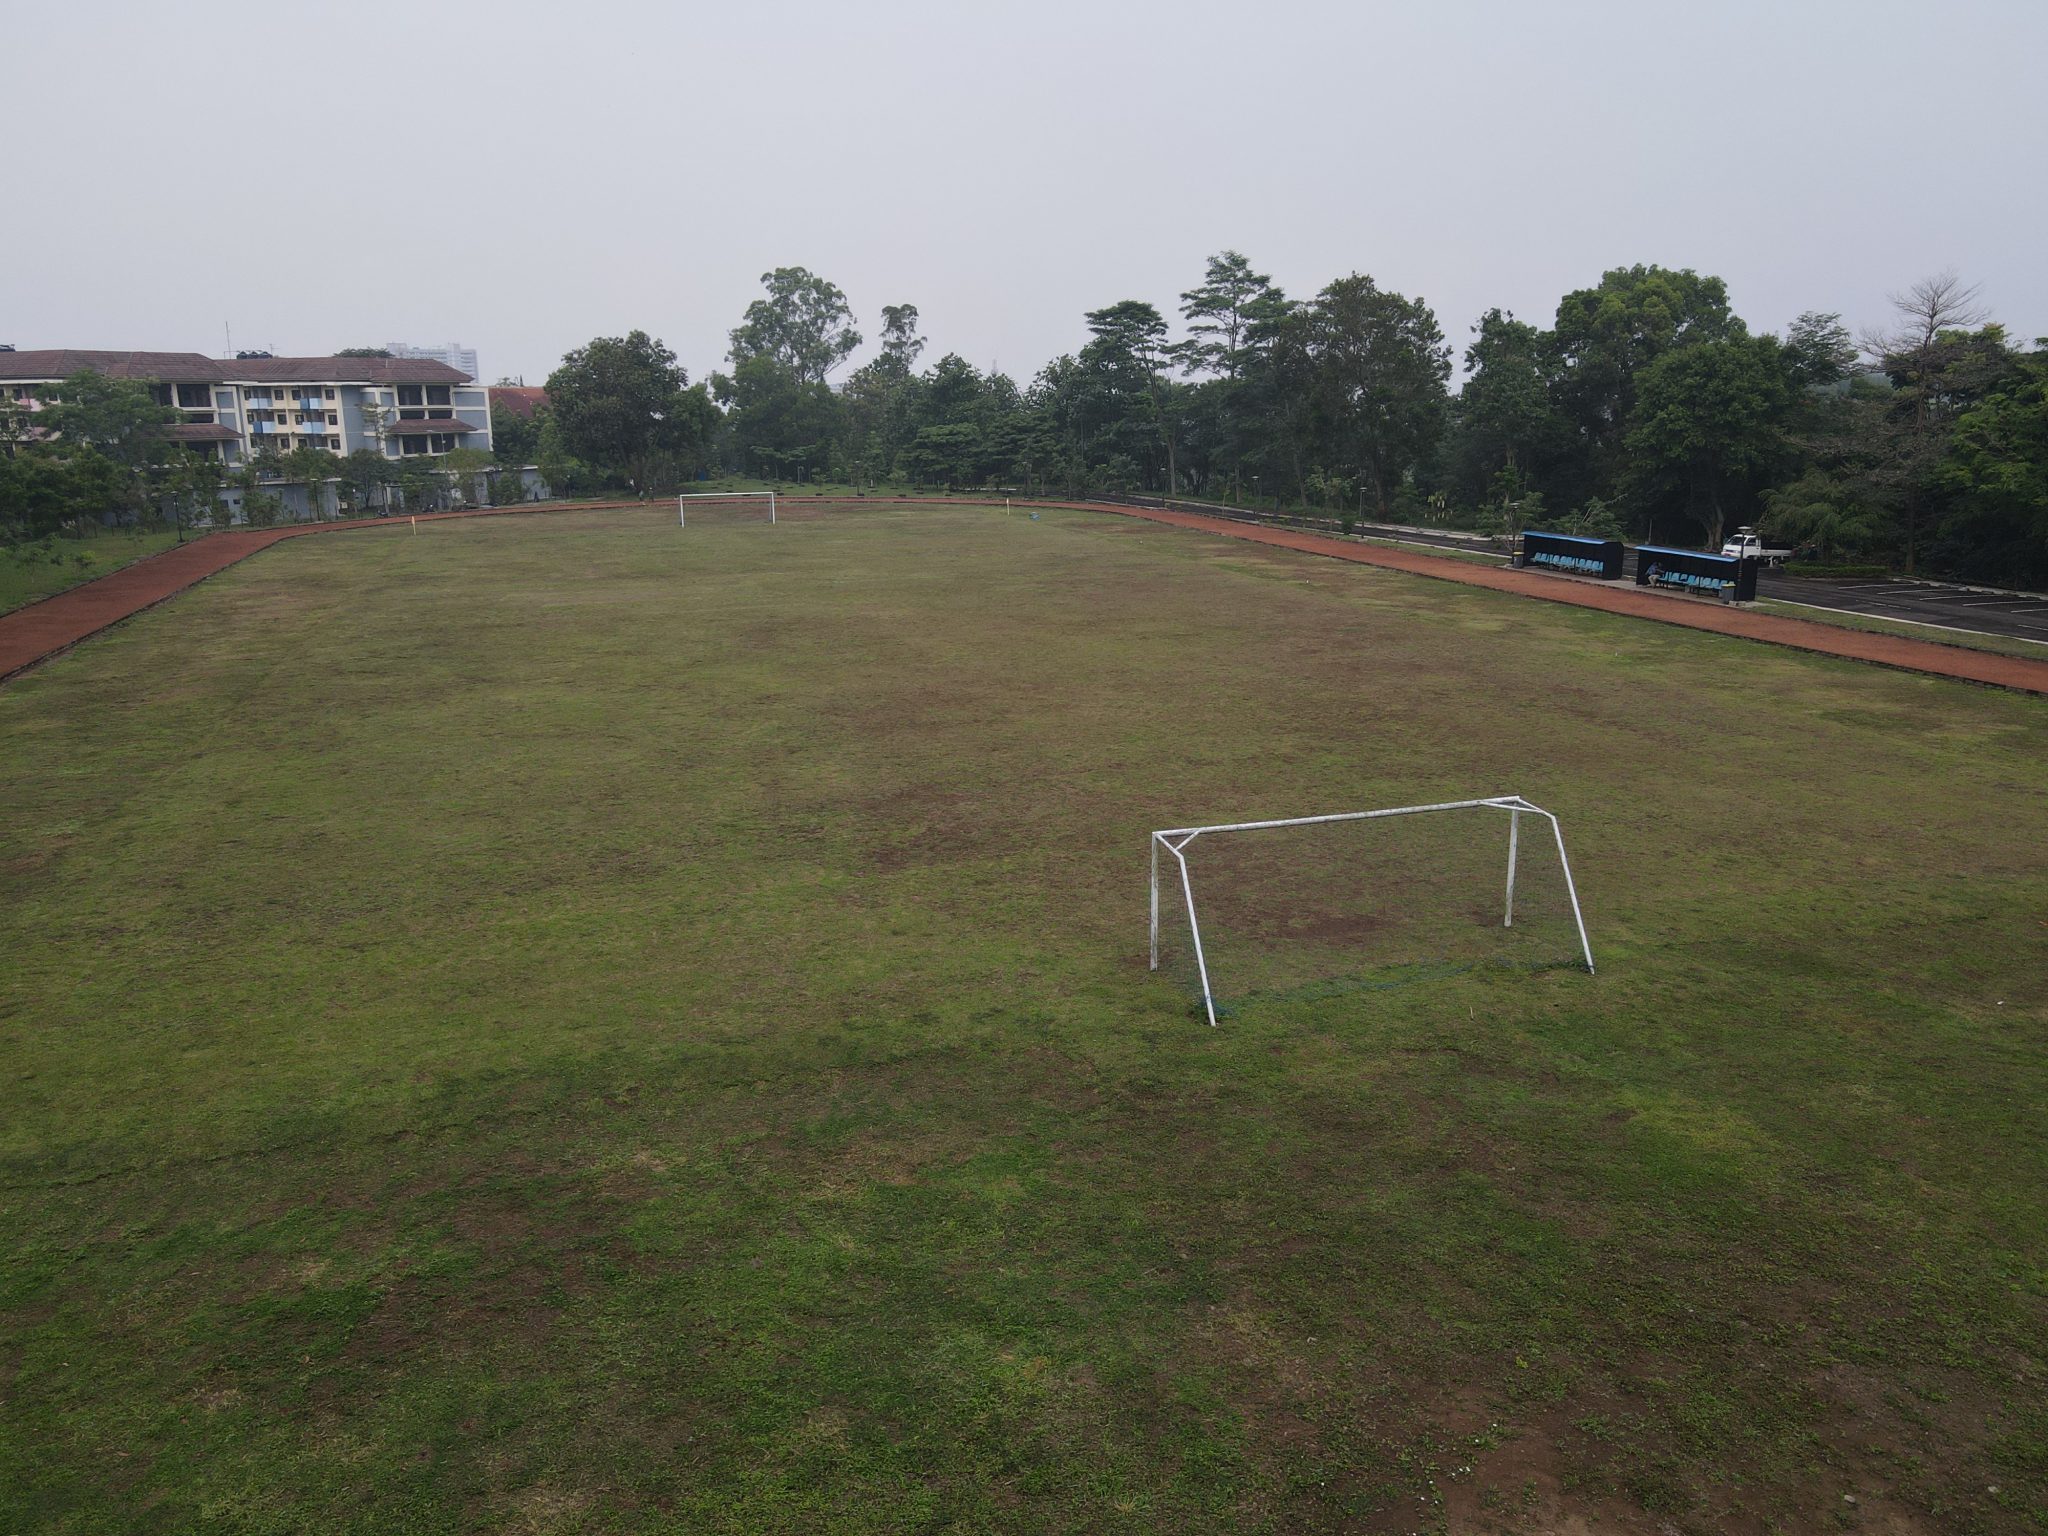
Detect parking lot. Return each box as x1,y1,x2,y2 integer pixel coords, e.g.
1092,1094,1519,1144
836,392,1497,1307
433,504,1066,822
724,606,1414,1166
1756,572,2048,645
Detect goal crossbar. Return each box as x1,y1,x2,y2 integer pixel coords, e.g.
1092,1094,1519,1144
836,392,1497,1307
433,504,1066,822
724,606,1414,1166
1149,794,1594,1026
679,491,776,526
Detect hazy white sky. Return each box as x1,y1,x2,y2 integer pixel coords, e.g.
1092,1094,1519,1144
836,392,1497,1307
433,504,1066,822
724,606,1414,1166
9,1,2045,387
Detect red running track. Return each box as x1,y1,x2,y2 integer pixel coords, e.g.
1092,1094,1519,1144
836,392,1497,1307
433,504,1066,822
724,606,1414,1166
4,497,2047,697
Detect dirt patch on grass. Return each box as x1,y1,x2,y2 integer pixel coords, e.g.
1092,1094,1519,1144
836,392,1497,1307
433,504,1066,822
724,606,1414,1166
858,783,1025,872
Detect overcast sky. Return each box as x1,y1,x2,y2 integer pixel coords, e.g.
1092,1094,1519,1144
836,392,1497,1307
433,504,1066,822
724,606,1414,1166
10,1,2045,387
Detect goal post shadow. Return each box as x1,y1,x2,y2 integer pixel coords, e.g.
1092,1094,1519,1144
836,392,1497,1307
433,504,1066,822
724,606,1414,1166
1149,795,1596,1027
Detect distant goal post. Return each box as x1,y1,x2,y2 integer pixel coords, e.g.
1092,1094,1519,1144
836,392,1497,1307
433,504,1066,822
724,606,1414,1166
1150,794,1596,1027
679,491,776,526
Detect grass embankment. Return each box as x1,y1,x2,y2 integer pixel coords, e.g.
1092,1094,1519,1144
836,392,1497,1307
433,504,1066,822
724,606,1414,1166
2,504,2043,1534
0,527,188,615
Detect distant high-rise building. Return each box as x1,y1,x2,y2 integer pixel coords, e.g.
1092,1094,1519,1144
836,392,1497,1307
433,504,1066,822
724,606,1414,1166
386,341,480,380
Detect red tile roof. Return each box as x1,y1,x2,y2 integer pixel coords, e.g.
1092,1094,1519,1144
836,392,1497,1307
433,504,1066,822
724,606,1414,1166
489,385,549,420
0,350,473,385
0,350,227,382
238,356,472,385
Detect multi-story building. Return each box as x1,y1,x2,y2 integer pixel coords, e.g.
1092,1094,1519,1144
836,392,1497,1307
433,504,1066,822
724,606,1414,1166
0,350,493,465
384,341,480,380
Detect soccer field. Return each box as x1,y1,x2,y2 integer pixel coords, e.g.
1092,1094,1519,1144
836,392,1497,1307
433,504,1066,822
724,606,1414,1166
3,503,2044,1533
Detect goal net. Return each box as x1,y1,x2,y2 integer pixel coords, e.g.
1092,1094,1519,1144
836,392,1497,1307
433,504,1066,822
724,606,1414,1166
1149,796,1594,1026
679,491,776,526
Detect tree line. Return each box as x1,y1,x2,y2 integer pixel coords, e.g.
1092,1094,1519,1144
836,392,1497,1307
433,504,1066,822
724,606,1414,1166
4,257,2040,587
530,258,2045,585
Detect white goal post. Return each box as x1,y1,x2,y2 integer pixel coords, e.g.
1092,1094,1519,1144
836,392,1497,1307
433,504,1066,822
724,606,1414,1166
678,491,776,526
1150,794,1595,1027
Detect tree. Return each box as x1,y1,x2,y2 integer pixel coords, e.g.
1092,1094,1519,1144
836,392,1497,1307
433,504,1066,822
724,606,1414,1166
1783,311,1858,391
727,267,862,384
272,444,339,519
441,446,495,507
1548,266,1742,496
1451,309,1568,513
883,354,1028,489
157,455,224,540
713,354,837,481
1080,300,1177,492
1305,275,1452,516
0,451,82,537
335,347,393,358
1177,251,1290,499
1760,469,1882,564
877,305,925,376
33,371,176,474
230,464,282,527
1239,303,1321,504
545,331,710,494
336,450,399,516
1858,270,1989,381
1933,348,2048,585
829,305,928,483
394,456,444,513
490,400,543,464
1624,336,1791,547
1027,354,1094,497
1177,251,1287,380
535,410,588,500
1858,272,2003,571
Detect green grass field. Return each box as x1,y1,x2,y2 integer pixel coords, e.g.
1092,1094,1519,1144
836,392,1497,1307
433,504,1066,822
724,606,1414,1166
3,503,2044,1534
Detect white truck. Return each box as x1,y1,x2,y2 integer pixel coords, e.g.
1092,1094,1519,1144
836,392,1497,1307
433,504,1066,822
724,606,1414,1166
1719,527,1796,565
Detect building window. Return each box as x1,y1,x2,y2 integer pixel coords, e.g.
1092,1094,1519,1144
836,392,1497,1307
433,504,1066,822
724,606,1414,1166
323,387,335,401
396,385,424,407
401,435,427,455
326,412,337,426
425,385,451,406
